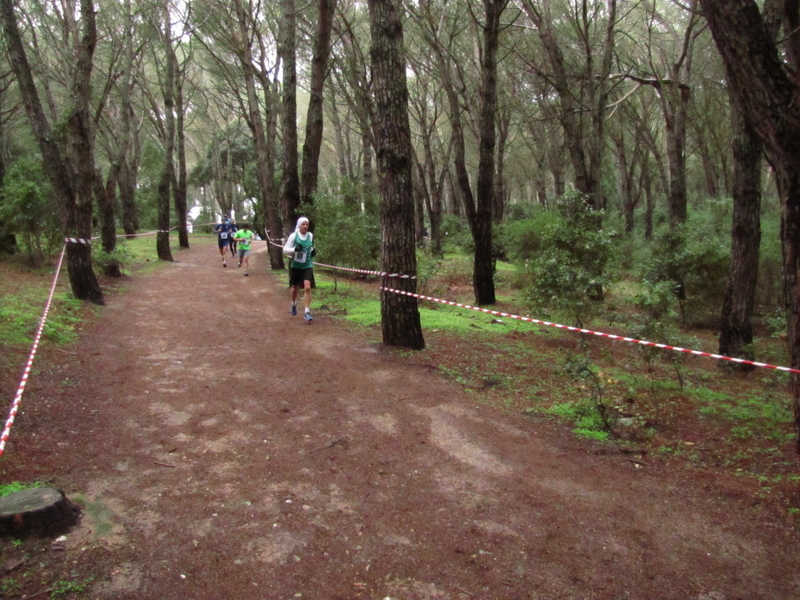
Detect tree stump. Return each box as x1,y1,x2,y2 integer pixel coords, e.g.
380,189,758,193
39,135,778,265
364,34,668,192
0,488,80,536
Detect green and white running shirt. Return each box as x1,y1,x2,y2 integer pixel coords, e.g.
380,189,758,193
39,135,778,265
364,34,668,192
233,229,254,250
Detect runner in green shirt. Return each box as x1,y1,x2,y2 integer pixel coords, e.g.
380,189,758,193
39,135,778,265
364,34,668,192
233,225,255,276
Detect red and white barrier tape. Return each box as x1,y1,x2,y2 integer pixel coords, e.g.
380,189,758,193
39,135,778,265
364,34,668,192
381,286,800,375
316,262,416,280
0,246,68,457
264,232,416,280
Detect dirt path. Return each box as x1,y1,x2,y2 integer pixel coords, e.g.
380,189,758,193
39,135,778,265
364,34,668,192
3,239,799,600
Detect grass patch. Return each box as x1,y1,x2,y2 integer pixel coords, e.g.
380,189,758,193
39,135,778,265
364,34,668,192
0,288,84,347
0,480,45,497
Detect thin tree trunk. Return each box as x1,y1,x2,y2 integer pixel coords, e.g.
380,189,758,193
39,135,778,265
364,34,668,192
174,66,189,249
94,168,121,277
412,151,426,244
328,85,349,179
493,104,510,223
300,0,337,208
234,0,284,269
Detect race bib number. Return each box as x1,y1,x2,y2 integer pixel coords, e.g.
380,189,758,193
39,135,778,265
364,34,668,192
220,231,228,239
294,250,308,263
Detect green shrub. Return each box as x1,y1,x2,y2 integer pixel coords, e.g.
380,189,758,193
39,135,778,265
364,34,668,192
640,211,730,324
0,157,62,264
515,190,616,326
758,206,783,310
301,178,380,271
92,243,135,275
440,214,473,254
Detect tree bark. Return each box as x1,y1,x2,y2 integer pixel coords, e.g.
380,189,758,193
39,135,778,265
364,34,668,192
0,488,80,535
119,153,139,235
0,0,103,303
718,91,761,363
369,0,424,350
424,0,497,305
473,0,506,306
280,0,300,227
698,0,800,451
665,80,690,226
234,0,284,269
520,0,616,211
157,0,175,262
300,0,337,208
93,168,121,277
174,62,189,249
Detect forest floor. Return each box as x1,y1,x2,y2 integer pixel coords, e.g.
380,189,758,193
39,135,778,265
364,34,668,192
0,237,799,600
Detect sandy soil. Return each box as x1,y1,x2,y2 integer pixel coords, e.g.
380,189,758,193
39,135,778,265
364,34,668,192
1,238,799,600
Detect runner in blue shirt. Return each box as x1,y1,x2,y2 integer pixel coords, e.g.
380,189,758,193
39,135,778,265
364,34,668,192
213,218,237,268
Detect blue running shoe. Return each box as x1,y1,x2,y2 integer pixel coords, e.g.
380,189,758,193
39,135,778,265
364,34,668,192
304,312,313,322
291,305,297,316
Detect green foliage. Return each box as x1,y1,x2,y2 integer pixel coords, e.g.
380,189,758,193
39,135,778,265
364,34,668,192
50,576,95,598
513,190,615,326
765,307,787,338
92,243,135,276
0,157,62,265
504,201,540,222
416,252,445,294
0,578,21,596
301,178,380,270
440,214,473,254
557,352,614,437
0,480,45,497
502,208,561,263
758,204,783,309
544,400,610,441
640,208,730,324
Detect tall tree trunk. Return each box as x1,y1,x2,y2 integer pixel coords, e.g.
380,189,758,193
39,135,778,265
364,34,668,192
235,0,284,269
328,85,349,179
0,0,102,303
718,91,761,363
119,154,138,235
174,67,189,249
426,1,497,305
643,162,654,239
369,0,424,350
473,0,506,306
94,168,121,277
300,0,337,208
157,0,175,262
280,0,300,224
699,0,800,451
665,80,690,226
412,152,426,244
493,104,510,223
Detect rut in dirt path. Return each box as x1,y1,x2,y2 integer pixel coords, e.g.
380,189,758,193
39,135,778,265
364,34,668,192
6,239,800,600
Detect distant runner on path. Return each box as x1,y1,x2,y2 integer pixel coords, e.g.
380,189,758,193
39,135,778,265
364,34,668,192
283,216,316,322
229,218,238,258
233,225,254,276
213,218,237,268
